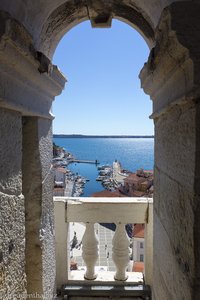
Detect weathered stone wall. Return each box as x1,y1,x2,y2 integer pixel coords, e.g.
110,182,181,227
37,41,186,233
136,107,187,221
22,117,43,297
0,0,162,55
38,118,56,298
38,0,155,58
153,103,195,300
194,101,200,299
140,2,200,299
22,117,56,299
0,12,65,299
0,108,26,299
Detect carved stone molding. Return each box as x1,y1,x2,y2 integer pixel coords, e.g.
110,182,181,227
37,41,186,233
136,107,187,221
0,11,66,119
140,3,200,120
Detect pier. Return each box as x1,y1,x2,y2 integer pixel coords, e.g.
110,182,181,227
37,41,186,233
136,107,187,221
70,159,100,164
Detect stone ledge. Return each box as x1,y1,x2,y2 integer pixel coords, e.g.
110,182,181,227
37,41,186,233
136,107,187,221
60,281,151,299
68,270,143,285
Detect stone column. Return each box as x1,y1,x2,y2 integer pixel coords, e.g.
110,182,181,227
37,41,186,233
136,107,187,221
0,12,66,299
54,198,69,290
22,117,55,299
140,3,200,300
0,108,26,299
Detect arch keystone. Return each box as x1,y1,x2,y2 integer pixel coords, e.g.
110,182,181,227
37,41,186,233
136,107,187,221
90,13,112,28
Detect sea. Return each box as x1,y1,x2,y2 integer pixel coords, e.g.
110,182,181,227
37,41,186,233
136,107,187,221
53,137,154,197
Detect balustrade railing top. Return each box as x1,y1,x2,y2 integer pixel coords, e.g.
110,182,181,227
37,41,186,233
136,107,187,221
54,197,153,290
66,197,152,223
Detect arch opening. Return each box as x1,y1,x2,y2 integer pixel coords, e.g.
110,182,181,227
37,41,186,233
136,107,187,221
52,18,154,192
52,19,154,280
37,0,155,59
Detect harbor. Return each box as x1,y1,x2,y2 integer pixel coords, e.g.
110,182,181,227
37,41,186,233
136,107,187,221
70,159,99,164
53,152,128,197
53,142,154,198
64,170,90,197
53,141,153,276
53,144,100,197
96,161,130,191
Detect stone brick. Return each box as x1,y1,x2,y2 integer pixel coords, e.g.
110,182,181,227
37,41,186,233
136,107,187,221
0,109,22,195
0,193,26,298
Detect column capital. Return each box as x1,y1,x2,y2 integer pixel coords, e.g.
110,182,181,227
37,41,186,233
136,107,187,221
140,2,200,119
0,11,66,119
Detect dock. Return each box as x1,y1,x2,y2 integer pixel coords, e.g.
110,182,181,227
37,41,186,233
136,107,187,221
70,159,100,164
64,180,74,197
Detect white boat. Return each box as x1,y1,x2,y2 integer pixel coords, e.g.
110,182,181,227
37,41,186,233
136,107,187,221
96,176,104,181
97,164,111,170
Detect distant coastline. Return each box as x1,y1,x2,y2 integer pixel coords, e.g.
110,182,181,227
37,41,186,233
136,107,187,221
53,134,154,138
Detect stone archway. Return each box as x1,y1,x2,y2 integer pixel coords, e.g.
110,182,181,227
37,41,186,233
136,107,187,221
38,2,200,298
0,1,200,300
37,0,155,59
40,1,200,299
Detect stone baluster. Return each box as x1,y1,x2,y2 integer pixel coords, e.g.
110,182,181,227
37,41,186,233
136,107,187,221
82,222,99,280
112,223,130,281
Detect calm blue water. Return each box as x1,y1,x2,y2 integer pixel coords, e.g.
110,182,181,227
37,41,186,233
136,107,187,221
53,138,154,196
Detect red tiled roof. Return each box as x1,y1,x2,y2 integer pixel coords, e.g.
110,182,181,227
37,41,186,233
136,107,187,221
132,262,144,272
56,167,67,173
133,224,145,238
124,173,146,184
129,191,145,197
124,173,138,182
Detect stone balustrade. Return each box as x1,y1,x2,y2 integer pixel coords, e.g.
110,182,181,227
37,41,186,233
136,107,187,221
53,197,153,290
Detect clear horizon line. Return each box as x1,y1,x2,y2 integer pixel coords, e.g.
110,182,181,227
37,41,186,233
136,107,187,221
53,133,154,137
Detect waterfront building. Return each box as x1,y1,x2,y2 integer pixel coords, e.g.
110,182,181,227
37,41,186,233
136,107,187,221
121,170,153,197
53,167,67,196
54,167,67,187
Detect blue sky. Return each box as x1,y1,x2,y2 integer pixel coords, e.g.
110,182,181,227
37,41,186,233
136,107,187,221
52,19,153,135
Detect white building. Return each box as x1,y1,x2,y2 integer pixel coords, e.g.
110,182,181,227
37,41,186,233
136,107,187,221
132,224,145,272
54,167,67,188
